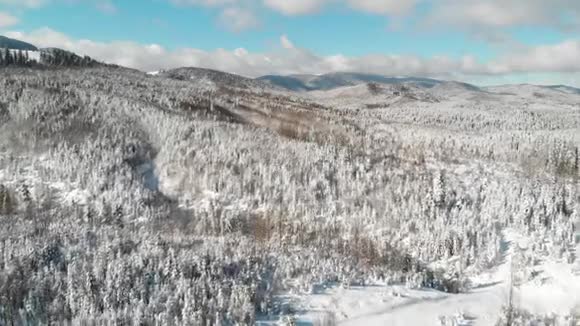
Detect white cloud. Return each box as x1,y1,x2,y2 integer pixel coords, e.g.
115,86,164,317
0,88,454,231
6,28,580,87
491,40,580,74
0,0,119,14
218,7,259,32
346,0,417,15
0,0,47,8
426,0,580,31
165,0,580,37
261,0,416,16
262,0,329,15
280,34,294,49
170,0,260,31
0,12,19,27
173,0,580,43
170,0,239,6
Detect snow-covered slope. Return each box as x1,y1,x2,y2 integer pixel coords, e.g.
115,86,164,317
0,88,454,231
485,84,580,106
1,62,579,326
305,82,441,109
290,229,580,326
159,67,284,92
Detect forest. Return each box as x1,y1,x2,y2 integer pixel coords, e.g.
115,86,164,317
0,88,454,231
0,65,578,325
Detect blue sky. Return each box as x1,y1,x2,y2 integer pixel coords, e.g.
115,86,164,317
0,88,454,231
8,1,481,55
1,0,580,85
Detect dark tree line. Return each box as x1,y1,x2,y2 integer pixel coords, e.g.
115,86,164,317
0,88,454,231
0,48,34,67
39,48,98,67
0,47,99,68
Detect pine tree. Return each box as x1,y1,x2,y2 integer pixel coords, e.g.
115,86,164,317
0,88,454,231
3,47,12,66
17,49,24,65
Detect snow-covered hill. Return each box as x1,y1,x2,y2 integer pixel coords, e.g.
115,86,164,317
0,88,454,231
304,82,441,109
485,84,580,107
159,67,285,92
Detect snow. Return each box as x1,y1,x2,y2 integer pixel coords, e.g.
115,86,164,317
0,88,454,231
292,284,505,325
291,229,580,326
1,67,579,325
51,181,91,206
27,50,40,62
484,84,580,106
0,153,91,207
518,261,580,315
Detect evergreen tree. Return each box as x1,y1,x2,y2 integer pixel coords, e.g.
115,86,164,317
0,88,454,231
3,47,12,66
17,49,24,65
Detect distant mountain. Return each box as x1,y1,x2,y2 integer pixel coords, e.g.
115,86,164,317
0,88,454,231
483,84,580,106
307,82,442,107
256,75,313,92
157,67,283,92
485,84,580,96
0,35,38,51
257,72,448,92
545,85,580,95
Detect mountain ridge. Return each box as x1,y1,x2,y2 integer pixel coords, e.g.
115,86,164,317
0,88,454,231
2,34,580,94
0,35,38,51
257,72,450,92
155,67,284,92
257,72,580,95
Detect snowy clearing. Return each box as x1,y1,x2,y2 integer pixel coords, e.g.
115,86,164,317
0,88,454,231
291,229,580,326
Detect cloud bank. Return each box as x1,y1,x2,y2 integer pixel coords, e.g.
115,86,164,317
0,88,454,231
5,28,580,86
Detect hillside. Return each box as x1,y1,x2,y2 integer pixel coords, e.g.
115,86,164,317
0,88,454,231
158,67,284,92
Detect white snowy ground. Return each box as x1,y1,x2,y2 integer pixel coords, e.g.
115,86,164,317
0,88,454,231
283,230,580,326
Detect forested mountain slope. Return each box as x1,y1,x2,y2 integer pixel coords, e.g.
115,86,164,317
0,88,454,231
0,57,579,325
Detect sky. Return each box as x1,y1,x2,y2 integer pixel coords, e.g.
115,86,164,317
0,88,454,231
1,0,580,86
